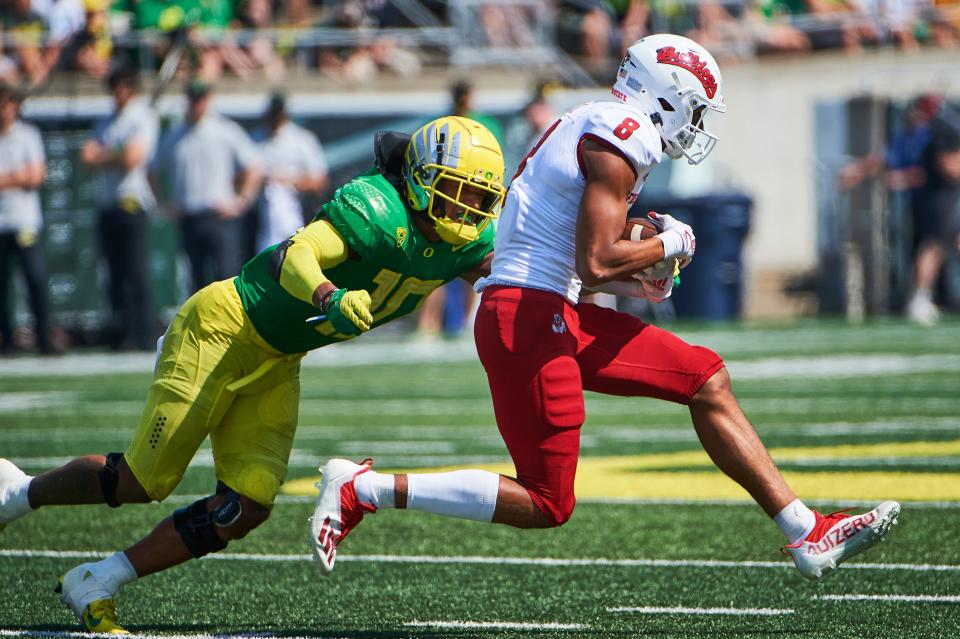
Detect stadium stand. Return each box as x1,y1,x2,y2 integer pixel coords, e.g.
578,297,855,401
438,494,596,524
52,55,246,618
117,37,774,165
0,0,957,92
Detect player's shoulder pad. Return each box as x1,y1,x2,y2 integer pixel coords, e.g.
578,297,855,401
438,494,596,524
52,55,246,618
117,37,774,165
374,130,410,192
321,173,407,258
577,102,661,179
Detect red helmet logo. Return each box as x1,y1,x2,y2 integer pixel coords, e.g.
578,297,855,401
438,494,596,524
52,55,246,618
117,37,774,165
656,46,718,99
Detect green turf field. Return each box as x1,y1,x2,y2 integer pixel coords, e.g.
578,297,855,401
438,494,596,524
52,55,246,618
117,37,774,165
1,320,959,638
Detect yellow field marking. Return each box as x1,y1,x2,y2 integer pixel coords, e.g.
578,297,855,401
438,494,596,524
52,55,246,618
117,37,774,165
283,439,960,502
768,439,960,462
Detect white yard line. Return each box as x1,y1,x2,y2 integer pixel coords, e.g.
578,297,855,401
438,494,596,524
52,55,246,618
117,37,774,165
608,606,794,616
2,349,958,379
167,495,960,509
0,632,345,639
2,549,958,573
815,594,960,603
0,396,960,424
0,391,78,413
2,417,957,442
404,621,586,631
2,396,959,418
728,354,960,379
5,454,322,469
6,454,509,470
0,489,957,512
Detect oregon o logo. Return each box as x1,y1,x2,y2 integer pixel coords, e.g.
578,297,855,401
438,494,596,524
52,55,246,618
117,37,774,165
423,247,435,258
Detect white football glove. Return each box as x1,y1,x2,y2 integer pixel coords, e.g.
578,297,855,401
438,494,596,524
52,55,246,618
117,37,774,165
636,251,681,304
639,272,676,303
639,256,679,281
650,212,695,265
588,256,679,303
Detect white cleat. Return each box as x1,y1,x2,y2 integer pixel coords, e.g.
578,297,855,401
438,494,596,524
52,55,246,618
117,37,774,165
0,458,33,532
309,458,376,576
57,562,119,617
783,501,900,580
56,563,128,634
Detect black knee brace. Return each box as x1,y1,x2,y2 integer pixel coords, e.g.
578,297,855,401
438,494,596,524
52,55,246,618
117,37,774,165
172,484,243,558
99,452,124,508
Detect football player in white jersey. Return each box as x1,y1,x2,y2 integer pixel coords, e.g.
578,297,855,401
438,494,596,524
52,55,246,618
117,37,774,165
311,34,901,582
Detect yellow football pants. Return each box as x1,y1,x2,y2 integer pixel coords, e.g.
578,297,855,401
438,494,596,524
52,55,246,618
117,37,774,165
125,279,304,507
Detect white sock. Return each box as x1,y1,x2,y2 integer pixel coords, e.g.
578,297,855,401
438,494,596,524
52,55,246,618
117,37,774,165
353,471,395,509
406,470,499,522
3,474,35,519
12,475,35,514
92,552,138,591
774,499,816,544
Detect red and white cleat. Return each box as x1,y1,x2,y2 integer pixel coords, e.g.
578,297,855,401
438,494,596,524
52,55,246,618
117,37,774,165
783,501,900,580
309,458,376,576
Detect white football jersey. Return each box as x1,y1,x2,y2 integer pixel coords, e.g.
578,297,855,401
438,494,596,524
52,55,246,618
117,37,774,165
479,100,662,304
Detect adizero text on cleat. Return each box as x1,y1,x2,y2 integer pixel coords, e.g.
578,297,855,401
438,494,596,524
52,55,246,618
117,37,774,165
783,501,900,580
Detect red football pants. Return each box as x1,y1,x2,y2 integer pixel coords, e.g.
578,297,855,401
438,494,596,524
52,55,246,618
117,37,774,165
474,285,724,526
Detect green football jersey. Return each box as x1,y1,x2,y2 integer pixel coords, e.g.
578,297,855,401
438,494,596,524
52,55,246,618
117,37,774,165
235,169,494,354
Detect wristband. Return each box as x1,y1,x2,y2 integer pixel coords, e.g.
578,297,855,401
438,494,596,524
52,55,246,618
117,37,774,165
317,287,339,314
658,229,685,261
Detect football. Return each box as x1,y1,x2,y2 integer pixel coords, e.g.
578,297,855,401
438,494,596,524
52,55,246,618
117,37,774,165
623,217,660,242
623,215,676,282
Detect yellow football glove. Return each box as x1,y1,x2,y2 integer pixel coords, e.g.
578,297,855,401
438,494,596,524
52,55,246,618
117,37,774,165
325,288,373,336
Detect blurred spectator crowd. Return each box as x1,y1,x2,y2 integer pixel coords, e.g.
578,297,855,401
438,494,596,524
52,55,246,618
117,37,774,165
0,71,333,354
0,0,445,88
556,0,960,71
0,0,958,90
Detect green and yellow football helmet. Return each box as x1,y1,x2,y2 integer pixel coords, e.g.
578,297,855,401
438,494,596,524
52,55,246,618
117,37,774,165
402,116,506,246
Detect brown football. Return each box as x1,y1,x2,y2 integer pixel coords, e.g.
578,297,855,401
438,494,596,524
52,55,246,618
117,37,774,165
623,218,659,242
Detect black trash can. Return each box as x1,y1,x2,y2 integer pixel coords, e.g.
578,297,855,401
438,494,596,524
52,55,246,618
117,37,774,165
629,192,752,320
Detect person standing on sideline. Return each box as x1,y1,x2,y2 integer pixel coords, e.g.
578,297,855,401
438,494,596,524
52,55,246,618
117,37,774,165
252,90,329,252
839,94,953,326
505,81,559,172
150,79,263,291
313,34,901,584
0,84,56,355
81,67,159,351
909,97,960,324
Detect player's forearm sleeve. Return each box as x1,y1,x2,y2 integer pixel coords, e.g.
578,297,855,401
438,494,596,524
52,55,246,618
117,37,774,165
278,219,349,305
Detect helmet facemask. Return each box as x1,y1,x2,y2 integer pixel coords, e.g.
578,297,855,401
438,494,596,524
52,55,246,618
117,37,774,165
655,80,725,165
426,170,503,245
403,117,506,246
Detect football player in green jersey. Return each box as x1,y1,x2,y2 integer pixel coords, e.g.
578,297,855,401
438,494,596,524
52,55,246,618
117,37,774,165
0,116,505,634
